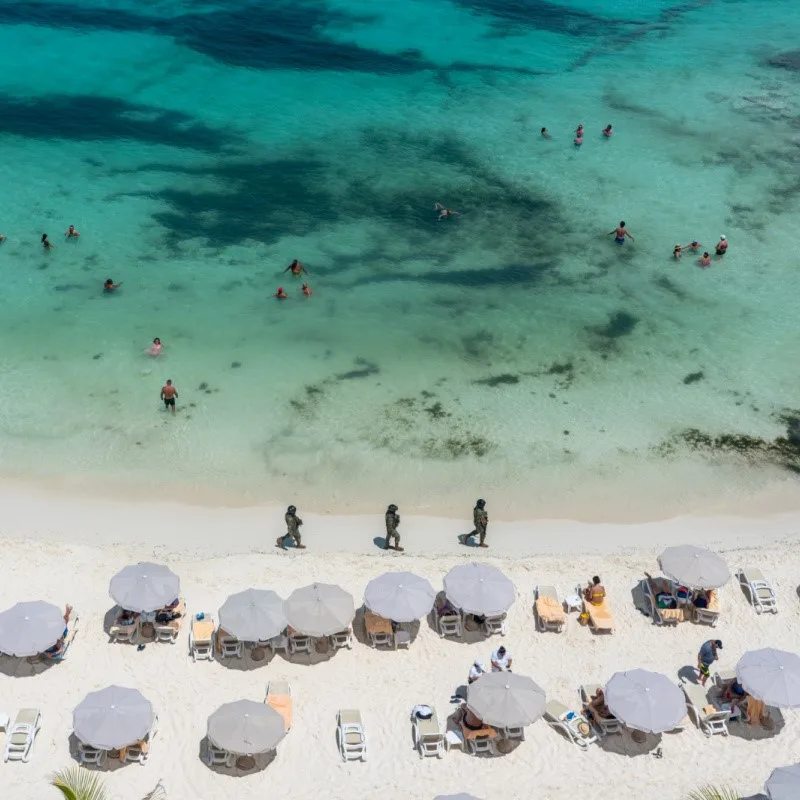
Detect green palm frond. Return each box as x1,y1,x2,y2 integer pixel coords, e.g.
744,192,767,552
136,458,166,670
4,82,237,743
50,767,109,800
687,787,741,800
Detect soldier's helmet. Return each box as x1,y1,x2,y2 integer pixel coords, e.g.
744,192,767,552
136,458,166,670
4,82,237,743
476,499,486,509
287,505,297,514
387,504,398,513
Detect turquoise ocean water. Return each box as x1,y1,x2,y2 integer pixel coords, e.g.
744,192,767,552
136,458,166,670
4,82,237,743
1,0,800,518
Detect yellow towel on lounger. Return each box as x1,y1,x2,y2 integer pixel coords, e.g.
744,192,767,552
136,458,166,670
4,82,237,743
364,611,393,636
535,596,565,624
267,694,292,730
192,618,214,641
747,697,765,727
586,598,614,631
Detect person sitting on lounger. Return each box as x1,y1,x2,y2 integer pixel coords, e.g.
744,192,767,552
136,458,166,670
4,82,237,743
584,576,606,606
583,688,612,725
644,572,677,609
462,707,486,731
43,604,74,658
692,589,709,609
436,597,458,617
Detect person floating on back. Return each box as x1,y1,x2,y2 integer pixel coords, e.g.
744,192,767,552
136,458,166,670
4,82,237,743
435,202,461,220
160,379,178,414
277,505,306,549
574,123,584,146
459,499,488,547
608,221,634,245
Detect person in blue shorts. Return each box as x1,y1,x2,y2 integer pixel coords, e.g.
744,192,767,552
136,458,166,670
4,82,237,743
608,221,634,244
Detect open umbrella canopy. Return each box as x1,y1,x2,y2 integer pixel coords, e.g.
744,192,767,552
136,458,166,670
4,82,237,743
737,648,800,708
207,699,286,755
657,545,730,589
284,583,355,637
0,601,65,657
466,672,546,728
109,562,180,613
605,669,685,733
73,685,153,750
364,572,436,622
219,589,285,642
766,763,800,800
443,563,515,616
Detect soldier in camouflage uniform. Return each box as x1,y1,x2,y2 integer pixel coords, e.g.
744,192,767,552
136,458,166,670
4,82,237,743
276,505,306,550
459,499,488,548
384,504,403,551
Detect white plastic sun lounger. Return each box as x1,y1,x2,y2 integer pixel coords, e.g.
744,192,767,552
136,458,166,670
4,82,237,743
411,707,444,758
482,613,507,637
737,567,778,614
544,700,597,750
3,709,42,762
337,709,367,762
77,740,107,767
579,684,621,736
436,614,462,638
681,680,730,737
534,585,566,633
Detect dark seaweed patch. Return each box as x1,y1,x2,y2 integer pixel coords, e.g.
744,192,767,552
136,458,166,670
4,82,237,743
764,51,800,71
336,359,379,380
423,436,493,459
54,283,86,292
424,402,452,420
592,311,639,339
231,361,242,368
683,371,704,384
474,373,519,387
653,275,687,300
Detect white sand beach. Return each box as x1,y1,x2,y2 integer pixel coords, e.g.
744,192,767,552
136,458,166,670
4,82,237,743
2,485,799,800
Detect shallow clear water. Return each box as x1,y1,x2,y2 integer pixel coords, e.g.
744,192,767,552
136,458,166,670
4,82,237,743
1,0,800,517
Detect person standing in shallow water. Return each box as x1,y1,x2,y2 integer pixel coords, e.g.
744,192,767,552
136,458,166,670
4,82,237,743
384,504,403,551
160,379,178,414
42,233,54,250
277,505,305,550
459,499,488,547
608,221,634,245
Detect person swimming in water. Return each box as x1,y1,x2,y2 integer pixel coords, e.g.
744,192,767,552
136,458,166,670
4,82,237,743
435,203,461,220
284,259,307,276
698,252,711,268
302,282,312,297
275,287,288,299
541,127,550,138
715,235,728,256
42,233,54,250
608,221,634,244
673,243,683,260
688,240,701,253
64,225,80,238
147,337,162,356
104,278,122,292
603,125,613,137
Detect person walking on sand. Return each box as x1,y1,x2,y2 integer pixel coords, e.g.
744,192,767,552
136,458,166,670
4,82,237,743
459,499,488,547
277,505,305,550
697,639,722,686
608,221,634,245
384,503,403,551
160,379,178,414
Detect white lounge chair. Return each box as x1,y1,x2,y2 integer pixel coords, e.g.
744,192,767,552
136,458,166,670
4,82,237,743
267,633,289,654
411,708,444,758
482,613,507,637
155,604,185,644
77,741,107,767
329,629,353,650
124,740,150,764
288,634,312,655
394,630,411,649
3,709,42,762
738,567,778,614
266,680,292,732
579,684,621,736
48,614,80,661
681,681,730,737
206,742,234,767
465,734,494,755
189,615,215,662
642,578,686,626
544,700,597,750
217,633,242,659
436,614,462,638
693,602,721,627
109,610,139,644
337,709,367,761
500,725,525,741
534,585,565,633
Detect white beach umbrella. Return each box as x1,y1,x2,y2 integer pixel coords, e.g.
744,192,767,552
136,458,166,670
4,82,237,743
73,685,153,750
0,600,65,657
766,763,800,800
605,669,685,733
443,563,515,616
364,572,436,622
207,699,286,755
657,545,730,589
109,562,180,613
284,583,355,637
737,648,800,708
219,589,286,642
466,672,546,728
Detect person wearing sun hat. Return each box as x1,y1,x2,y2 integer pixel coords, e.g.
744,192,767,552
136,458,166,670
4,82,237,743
715,235,728,256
